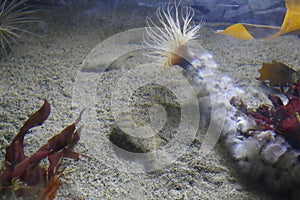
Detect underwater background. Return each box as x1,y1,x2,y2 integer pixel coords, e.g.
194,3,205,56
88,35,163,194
0,0,300,199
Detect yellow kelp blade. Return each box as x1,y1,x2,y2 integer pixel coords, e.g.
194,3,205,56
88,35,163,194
217,23,254,40
217,0,300,40
270,0,300,38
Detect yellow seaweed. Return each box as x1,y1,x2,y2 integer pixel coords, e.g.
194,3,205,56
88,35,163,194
218,23,254,40
217,0,300,40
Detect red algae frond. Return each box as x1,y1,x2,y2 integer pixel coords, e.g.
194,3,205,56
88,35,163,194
0,100,83,199
231,81,300,149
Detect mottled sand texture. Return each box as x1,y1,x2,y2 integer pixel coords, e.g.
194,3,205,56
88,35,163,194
0,3,299,200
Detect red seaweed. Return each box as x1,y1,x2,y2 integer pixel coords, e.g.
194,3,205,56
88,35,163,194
0,100,83,199
231,81,300,149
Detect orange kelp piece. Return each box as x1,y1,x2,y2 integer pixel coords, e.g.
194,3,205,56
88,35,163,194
217,0,300,40
218,23,254,40
257,61,299,86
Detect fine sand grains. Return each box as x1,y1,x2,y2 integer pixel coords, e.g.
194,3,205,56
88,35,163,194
1,3,299,200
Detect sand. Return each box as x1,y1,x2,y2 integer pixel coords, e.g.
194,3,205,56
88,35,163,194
0,3,299,200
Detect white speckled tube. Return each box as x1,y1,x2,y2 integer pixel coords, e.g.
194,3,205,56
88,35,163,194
184,44,300,195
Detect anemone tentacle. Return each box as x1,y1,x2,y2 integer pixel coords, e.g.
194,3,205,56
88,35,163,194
144,1,202,66
0,0,36,55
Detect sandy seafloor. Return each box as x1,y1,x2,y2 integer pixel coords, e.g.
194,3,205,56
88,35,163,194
0,3,300,200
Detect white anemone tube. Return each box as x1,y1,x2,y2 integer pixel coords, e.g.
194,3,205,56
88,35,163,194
144,1,243,155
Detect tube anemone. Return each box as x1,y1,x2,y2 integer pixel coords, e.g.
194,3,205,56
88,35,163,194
144,1,202,67
0,0,35,55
